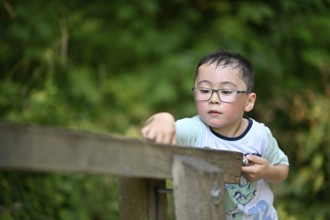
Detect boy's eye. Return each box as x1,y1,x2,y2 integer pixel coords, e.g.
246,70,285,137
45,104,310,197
200,88,211,94
220,90,234,95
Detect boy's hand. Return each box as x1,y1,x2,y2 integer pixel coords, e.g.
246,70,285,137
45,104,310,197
241,155,289,183
241,155,269,182
141,112,176,145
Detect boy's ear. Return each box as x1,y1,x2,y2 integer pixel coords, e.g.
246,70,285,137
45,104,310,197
245,93,256,112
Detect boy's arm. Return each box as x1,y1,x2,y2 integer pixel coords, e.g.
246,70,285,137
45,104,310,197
263,164,289,184
141,112,176,145
241,155,289,184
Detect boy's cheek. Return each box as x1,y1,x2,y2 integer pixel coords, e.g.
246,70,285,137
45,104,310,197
195,102,207,113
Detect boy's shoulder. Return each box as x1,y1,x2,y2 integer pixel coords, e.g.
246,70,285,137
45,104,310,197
175,115,208,135
175,115,208,146
248,119,280,149
249,118,272,133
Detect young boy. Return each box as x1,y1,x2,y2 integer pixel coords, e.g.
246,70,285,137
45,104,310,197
141,50,289,220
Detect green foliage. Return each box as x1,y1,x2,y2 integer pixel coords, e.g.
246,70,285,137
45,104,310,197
1,0,330,219
0,171,118,219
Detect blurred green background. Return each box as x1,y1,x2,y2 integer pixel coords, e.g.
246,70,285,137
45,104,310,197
1,0,330,219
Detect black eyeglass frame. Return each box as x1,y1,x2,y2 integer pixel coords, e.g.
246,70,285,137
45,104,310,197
192,87,251,103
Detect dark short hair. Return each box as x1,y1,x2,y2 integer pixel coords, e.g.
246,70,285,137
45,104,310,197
194,50,254,92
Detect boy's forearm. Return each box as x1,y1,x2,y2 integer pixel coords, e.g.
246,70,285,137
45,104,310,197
265,164,289,184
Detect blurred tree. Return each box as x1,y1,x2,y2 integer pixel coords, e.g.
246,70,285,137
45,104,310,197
1,0,330,219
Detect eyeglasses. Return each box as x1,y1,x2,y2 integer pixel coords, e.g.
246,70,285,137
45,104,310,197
192,87,250,103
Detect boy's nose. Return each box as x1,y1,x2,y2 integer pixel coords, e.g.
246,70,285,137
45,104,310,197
209,91,221,104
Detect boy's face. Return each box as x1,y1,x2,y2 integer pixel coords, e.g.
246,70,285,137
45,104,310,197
194,62,256,136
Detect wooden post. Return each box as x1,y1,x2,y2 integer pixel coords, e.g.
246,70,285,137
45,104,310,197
172,155,225,220
118,177,167,220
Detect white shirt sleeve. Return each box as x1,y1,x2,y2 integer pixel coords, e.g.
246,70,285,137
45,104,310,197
263,126,289,166
175,116,206,147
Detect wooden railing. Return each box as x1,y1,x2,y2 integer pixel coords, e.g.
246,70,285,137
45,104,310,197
0,121,242,220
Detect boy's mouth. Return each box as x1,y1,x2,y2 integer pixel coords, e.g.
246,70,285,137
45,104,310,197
208,110,221,114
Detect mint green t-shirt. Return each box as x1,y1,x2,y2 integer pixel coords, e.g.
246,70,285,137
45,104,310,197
175,115,289,220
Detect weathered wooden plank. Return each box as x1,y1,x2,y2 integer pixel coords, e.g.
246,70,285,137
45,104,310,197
118,177,167,220
172,155,225,220
0,121,242,183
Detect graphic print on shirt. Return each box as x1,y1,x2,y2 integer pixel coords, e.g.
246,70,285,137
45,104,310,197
225,179,257,220
247,199,272,220
225,151,272,220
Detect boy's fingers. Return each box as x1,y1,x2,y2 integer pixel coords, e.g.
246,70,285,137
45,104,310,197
155,133,165,144
162,133,176,145
246,155,259,163
161,134,170,144
140,127,150,139
246,155,266,165
143,116,154,126
171,136,176,145
141,127,156,142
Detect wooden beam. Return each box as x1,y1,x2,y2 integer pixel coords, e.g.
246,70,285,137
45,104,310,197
172,155,225,220
0,122,242,183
